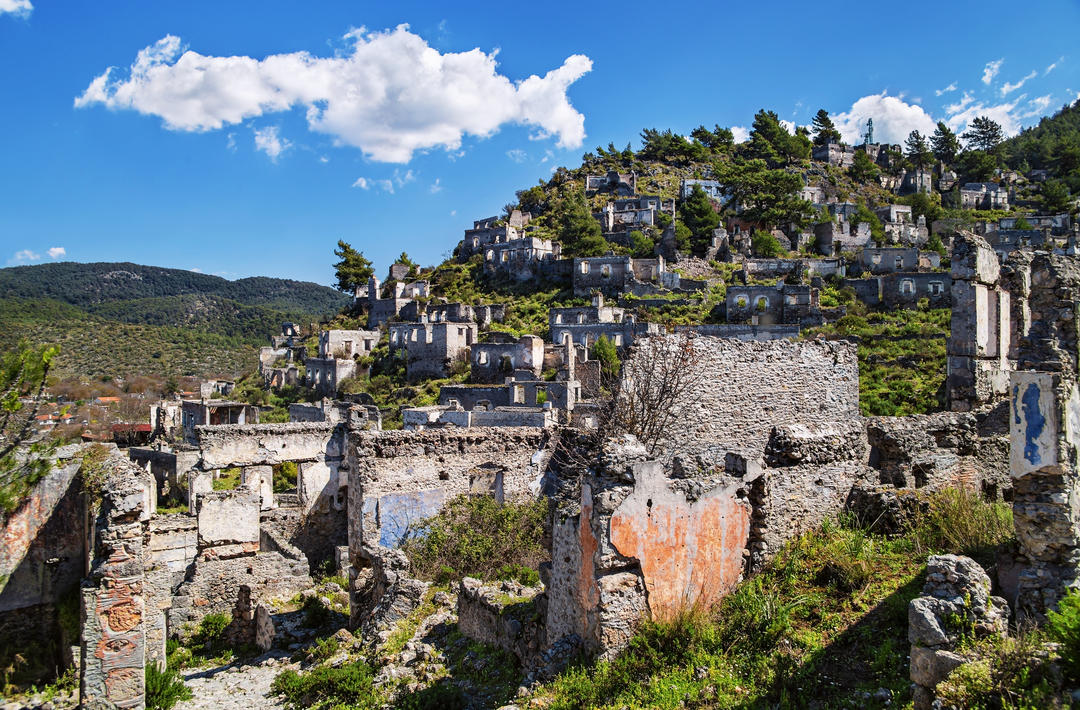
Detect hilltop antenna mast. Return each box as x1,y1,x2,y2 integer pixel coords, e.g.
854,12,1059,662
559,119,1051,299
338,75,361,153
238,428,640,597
864,118,874,145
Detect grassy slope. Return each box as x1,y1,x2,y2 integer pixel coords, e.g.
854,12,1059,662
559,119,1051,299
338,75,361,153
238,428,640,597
537,491,1014,709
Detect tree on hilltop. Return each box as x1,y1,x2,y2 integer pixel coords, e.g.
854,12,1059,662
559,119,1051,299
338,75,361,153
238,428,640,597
333,240,375,294
905,131,933,169
963,116,1005,153
931,122,961,164
811,109,842,147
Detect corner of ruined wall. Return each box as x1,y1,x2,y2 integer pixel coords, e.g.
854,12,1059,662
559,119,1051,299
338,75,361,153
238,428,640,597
1007,252,1080,619
80,453,153,709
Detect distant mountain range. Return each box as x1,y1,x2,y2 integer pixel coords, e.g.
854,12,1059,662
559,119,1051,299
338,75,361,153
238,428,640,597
0,262,349,380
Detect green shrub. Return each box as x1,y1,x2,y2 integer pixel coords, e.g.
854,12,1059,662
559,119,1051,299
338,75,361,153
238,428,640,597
145,663,192,710
1047,590,1080,681
495,563,541,587
400,494,549,584
395,680,468,709
271,661,380,709
302,595,331,628
189,612,230,656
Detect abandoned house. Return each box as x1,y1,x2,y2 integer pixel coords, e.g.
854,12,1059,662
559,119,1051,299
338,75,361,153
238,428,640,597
960,182,1010,211
725,283,822,327
388,321,478,380
585,170,636,196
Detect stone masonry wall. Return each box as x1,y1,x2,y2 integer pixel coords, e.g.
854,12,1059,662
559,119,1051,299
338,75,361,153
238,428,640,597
0,445,87,683
80,454,154,710
346,427,554,627
621,335,860,466
1008,253,1080,618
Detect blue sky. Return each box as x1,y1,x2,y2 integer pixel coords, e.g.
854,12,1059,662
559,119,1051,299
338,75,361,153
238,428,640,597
1,1,1078,287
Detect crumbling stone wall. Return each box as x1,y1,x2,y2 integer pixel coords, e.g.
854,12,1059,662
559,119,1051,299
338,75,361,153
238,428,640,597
346,427,554,626
625,335,860,465
169,485,311,635
865,411,1010,496
80,454,154,709
543,336,871,657
0,445,87,683
1007,252,1080,617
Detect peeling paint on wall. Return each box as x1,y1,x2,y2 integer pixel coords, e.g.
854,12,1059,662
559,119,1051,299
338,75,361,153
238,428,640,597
609,462,750,618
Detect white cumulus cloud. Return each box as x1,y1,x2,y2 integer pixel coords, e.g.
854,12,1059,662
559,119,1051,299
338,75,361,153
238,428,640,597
74,26,592,163
982,58,1003,85
730,126,750,143
253,126,291,161
832,92,937,144
0,0,32,17
47,247,66,259
1001,70,1037,96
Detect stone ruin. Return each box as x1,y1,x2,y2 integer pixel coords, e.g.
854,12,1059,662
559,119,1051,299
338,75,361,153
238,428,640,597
6,238,1080,707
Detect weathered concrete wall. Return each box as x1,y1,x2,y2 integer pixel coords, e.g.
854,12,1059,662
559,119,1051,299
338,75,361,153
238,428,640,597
609,461,750,616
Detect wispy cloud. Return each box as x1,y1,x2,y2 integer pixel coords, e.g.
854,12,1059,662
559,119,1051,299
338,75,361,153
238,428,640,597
935,82,957,97
429,178,443,194
351,176,395,193
731,126,750,143
982,58,1004,85
47,247,66,259
9,249,40,264
506,148,527,163
253,125,290,161
74,26,592,163
1045,56,1064,75
1001,70,1037,96
0,0,32,18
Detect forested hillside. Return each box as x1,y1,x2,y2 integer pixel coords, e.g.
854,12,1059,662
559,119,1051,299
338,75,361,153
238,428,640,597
0,261,347,313
0,262,346,379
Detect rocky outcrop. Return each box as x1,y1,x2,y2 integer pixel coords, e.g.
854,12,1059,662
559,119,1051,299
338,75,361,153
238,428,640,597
908,554,1009,709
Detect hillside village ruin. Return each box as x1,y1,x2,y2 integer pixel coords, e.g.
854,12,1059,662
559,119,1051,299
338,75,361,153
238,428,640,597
5,131,1080,708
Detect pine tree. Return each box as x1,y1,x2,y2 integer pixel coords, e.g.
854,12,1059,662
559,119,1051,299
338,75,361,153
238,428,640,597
811,109,842,147
963,116,1005,153
678,185,721,254
556,191,607,257
905,131,933,169
333,240,375,294
931,122,962,164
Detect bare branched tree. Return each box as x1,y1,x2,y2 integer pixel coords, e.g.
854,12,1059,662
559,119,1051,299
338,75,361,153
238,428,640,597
607,334,705,456
553,333,706,472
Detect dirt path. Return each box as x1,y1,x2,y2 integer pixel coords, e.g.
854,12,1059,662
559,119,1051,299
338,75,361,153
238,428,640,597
174,651,297,710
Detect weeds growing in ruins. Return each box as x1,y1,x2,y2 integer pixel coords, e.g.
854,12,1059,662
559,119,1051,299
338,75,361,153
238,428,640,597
271,660,381,709
907,486,1014,568
145,662,192,710
535,488,1022,709
399,494,549,584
